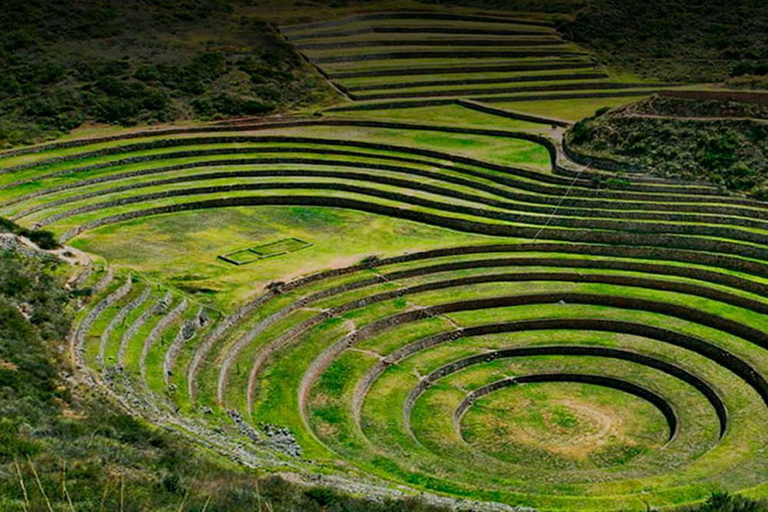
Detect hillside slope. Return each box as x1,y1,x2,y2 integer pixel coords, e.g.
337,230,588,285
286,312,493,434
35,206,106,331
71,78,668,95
0,0,337,148
561,0,768,82
565,95,768,198
0,241,452,511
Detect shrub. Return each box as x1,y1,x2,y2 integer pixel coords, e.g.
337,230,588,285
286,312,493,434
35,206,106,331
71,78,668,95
727,74,768,90
684,491,768,512
595,106,611,117
20,229,60,250
569,119,593,145
304,487,340,507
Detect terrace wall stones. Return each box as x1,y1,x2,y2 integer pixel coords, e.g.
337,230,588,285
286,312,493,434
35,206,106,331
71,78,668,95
348,73,609,93
284,26,549,43
297,39,566,51
163,307,206,386
140,298,188,382
70,275,128,364
35,173,762,243
327,62,598,80
117,292,171,370
98,284,151,366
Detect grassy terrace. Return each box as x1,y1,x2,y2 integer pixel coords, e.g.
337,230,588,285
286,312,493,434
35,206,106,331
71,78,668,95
5,7,768,511
281,11,683,110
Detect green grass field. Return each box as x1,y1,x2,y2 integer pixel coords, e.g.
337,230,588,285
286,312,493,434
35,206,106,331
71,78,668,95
4,7,768,511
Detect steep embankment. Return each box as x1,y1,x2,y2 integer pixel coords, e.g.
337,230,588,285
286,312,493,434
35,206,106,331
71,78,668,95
565,94,768,198
0,238,454,511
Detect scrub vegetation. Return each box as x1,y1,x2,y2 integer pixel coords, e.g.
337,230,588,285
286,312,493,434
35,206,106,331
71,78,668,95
0,249,450,511
0,0,337,148
566,95,768,198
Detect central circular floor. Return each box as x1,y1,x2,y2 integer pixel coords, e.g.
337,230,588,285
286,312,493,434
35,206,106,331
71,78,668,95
459,382,669,470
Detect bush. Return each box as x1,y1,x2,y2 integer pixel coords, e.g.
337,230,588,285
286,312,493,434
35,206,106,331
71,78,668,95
0,217,19,233
569,119,593,145
727,74,768,90
732,61,768,77
0,216,60,249
304,487,341,506
684,491,768,512
192,93,273,118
